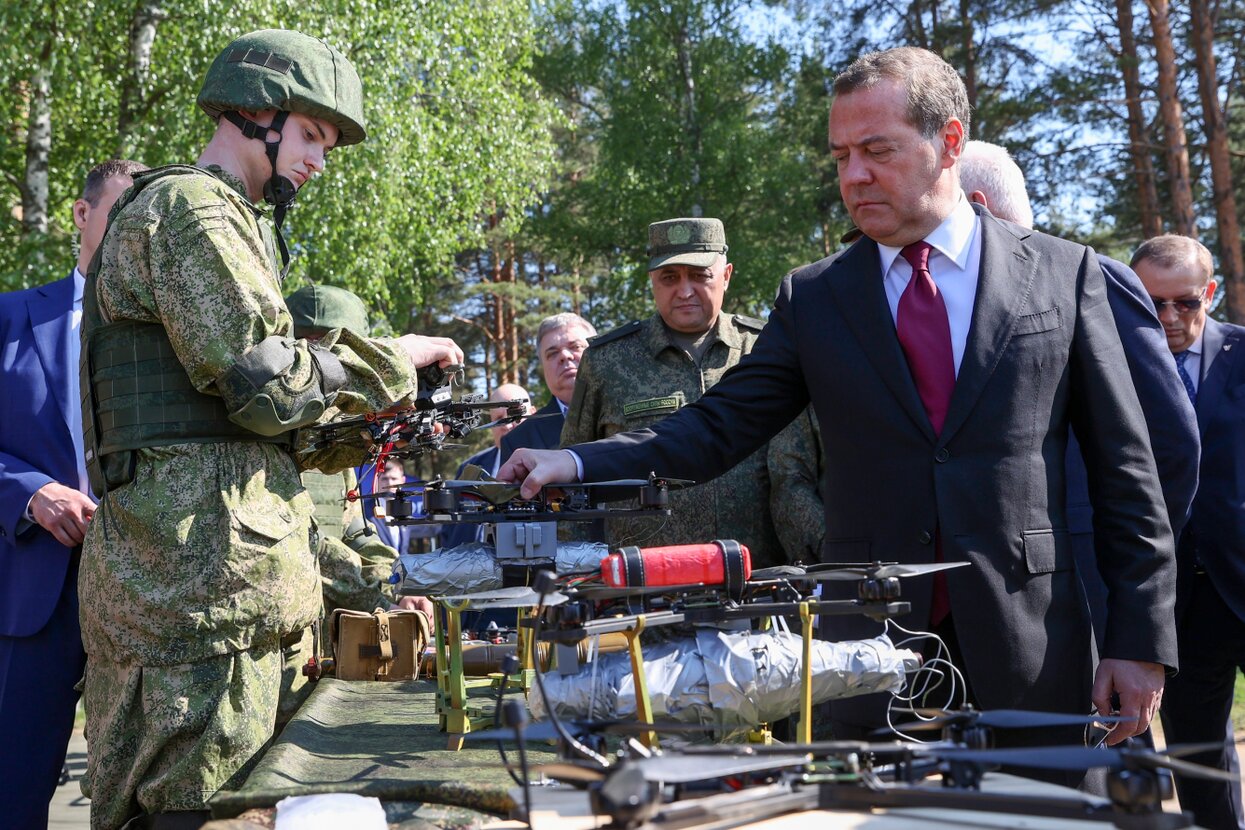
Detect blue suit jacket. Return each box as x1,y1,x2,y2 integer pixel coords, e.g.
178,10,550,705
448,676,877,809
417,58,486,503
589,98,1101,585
499,398,565,464
1179,317,1245,622
439,445,501,549
1065,258,1200,643
0,275,82,637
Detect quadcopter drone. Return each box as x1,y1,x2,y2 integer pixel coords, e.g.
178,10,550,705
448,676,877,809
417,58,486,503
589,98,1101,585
301,363,530,470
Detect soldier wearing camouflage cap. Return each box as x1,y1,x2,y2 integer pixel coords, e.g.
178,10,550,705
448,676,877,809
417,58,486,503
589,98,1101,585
560,218,784,566
77,30,462,828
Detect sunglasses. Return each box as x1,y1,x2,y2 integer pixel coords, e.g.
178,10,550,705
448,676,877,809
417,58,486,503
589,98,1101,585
1149,287,1207,315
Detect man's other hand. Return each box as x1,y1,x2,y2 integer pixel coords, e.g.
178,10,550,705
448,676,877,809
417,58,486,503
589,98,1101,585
397,335,464,370
1092,657,1165,745
30,482,95,547
397,595,435,631
497,449,580,499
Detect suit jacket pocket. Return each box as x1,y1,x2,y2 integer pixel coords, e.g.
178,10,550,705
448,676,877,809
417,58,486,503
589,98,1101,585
1012,307,1061,336
1023,529,1071,574
821,537,871,564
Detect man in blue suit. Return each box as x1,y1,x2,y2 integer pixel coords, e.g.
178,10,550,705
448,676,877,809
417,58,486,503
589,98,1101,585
958,142,1200,647
1136,235,1245,830
440,382,531,549
0,159,145,828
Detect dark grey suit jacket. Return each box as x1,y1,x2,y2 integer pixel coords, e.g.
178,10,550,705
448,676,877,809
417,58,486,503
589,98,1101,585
575,209,1177,722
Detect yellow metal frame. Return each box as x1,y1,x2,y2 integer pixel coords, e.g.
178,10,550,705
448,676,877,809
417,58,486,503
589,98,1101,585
433,598,531,750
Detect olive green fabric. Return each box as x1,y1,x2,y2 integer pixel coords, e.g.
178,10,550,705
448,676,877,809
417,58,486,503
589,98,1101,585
198,29,366,146
768,407,825,564
647,217,728,270
88,319,280,455
210,679,554,818
287,284,370,338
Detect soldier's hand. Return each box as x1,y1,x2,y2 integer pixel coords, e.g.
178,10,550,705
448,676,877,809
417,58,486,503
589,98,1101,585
397,594,435,631
397,335,464,370
30,482,96,547
497,448,580,499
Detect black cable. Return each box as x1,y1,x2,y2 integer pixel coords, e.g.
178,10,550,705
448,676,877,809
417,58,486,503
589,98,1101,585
494,655,525,788
530,570,611,768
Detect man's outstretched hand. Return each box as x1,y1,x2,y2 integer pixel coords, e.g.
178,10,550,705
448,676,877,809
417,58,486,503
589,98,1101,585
496,448,580,499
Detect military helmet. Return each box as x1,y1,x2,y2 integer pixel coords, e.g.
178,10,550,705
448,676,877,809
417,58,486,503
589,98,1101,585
197,29,367,146
286,284,370,337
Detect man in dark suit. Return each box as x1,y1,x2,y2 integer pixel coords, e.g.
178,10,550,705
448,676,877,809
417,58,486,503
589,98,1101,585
0,159,144,828
501,47,1175,750
958,140,1199,648
440,383,531,549
1136,235,1245,830
499,313,595,464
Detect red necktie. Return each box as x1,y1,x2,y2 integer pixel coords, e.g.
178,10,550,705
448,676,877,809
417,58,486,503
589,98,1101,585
896,241,954,626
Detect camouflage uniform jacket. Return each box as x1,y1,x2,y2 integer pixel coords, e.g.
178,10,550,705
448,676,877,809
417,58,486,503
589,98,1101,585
561,312,785,567
81,165,418,666
767,407,825,564
302,467,399,615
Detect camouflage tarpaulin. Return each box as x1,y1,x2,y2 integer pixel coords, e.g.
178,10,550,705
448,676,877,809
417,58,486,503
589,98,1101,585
209,678,554,822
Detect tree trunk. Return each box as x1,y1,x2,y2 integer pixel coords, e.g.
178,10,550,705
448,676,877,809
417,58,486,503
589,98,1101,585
959,0,977,117
21,43,53,239
116,1,166,158
1189,0,1244,322
673,22,703,217
1144,0,1197,238
1116,0,1163,238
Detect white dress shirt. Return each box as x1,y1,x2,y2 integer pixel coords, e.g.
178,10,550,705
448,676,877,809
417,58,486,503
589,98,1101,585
69,268,89,493
876,195,982,377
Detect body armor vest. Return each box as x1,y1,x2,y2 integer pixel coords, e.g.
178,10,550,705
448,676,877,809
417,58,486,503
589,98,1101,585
80,165,288,495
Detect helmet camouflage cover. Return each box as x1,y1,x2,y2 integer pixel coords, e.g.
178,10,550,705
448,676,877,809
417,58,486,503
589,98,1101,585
197,29,367,146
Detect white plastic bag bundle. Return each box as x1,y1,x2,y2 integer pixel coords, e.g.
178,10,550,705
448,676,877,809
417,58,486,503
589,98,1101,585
529,629,920,732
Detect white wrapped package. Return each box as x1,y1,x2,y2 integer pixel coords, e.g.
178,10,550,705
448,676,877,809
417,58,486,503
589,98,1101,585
529,629,920,730
274,793,386,830
396,541,607,596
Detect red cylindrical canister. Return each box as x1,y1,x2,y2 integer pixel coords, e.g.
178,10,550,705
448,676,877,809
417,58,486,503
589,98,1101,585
600,541,752,588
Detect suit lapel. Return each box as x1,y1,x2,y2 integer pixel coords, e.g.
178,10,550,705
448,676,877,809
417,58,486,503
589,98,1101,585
826,240,935,441
27,275,75,437
939,216,1037,442
1196,319,1234,435
537,399,564,448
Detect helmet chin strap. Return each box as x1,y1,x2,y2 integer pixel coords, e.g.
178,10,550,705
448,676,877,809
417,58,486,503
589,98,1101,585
222,110,296,280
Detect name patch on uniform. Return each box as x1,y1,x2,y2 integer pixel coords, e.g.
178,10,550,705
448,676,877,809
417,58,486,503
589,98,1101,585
624,396,682,418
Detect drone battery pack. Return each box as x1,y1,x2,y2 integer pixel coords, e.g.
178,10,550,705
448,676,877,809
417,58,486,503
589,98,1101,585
601,540,751,600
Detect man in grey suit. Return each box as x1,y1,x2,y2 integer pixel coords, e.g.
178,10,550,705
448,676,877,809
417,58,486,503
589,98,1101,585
500,47,1175,750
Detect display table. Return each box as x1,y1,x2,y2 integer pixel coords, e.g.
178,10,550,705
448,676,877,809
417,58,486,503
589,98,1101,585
208,678,554,826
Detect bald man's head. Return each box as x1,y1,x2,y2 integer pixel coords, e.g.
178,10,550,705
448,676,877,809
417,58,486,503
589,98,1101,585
489,383,531,448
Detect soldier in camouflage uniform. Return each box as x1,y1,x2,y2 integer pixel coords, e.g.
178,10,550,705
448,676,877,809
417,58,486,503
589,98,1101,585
561,218,785,567
286,284,409,618
78,30,462,829
768,407,825,564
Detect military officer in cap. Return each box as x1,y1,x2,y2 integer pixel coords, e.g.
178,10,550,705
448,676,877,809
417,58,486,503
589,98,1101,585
78,30,462,828
561,218,784,566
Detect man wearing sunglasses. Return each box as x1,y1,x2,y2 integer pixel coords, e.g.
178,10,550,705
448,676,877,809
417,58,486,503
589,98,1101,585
1135,235,1245,830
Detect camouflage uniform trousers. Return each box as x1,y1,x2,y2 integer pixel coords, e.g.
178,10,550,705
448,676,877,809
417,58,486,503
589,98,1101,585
80,642,282,830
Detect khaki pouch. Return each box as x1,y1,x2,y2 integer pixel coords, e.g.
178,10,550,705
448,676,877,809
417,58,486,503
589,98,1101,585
329,607,431,681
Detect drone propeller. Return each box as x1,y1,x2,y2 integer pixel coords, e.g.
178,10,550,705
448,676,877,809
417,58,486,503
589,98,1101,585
465,718,714,743
933,744,1240,782
624,752,809,784
438,586,569,608
889,708,1136,733
804,561,972,581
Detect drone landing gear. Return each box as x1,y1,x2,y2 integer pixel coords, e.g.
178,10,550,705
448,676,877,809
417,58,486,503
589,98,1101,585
434,598,534,750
